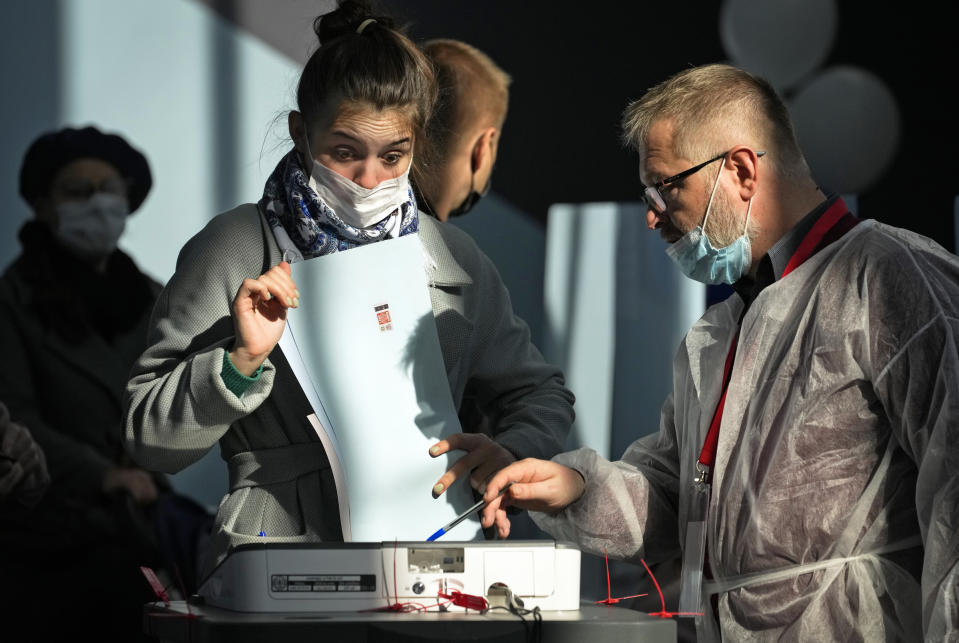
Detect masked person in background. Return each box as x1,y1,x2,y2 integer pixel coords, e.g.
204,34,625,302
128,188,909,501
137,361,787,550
411,38,508,222
0,126,213,642
481,63,958,641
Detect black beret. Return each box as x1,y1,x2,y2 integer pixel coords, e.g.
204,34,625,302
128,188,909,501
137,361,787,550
18,125,153,213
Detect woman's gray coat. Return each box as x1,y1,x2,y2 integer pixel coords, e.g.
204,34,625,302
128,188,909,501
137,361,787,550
123,203,574,580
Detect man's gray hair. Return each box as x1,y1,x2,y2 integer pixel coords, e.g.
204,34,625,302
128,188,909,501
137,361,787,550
621,63,809,179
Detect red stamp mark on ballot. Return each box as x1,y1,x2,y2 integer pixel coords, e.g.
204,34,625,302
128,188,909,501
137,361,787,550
374,304,392,331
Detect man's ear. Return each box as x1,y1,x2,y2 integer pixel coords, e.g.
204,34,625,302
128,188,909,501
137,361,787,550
728,146,761,200
470,127,498,174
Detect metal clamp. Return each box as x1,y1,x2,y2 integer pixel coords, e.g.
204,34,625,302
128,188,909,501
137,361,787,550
693,461,711,489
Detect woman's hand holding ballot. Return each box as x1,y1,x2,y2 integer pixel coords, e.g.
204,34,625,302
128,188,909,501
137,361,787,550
229,261,300,376
478,458,586,539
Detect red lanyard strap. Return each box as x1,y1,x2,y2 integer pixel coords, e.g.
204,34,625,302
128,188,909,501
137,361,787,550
696,199,857,478
697,331,739,472
782,199,853,277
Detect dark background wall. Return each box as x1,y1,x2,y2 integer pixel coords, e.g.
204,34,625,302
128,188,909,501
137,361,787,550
200,0,958,248
383,1,956,249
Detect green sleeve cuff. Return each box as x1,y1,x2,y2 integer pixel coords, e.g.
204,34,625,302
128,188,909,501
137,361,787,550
221,350,264,398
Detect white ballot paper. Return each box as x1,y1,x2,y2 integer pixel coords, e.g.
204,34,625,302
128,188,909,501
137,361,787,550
277,234,481,542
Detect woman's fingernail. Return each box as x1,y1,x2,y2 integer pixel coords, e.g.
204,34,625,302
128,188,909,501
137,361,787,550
429,445,440,455
292,297,300,307
285,296,293,306
265,292,272,300
294,289,301,299
432,483,445,496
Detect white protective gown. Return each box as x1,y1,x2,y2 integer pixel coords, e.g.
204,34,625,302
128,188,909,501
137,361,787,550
532,219,959,641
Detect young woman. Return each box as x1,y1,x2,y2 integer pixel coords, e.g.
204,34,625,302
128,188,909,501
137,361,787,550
123,0,574,585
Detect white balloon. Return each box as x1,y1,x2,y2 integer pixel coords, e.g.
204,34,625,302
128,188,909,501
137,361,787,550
720,0,838,91
788,66,901,195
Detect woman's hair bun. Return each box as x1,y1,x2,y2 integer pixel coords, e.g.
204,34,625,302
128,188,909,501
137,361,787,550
295,0,434,139
314,0,396,44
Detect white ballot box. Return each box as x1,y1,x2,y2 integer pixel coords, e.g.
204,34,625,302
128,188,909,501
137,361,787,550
199,540,582,613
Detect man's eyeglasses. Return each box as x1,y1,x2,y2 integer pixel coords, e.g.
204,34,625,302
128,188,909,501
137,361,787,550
642,149,765,214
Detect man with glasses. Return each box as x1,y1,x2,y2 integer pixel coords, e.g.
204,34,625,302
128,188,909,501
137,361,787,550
478,63,958,641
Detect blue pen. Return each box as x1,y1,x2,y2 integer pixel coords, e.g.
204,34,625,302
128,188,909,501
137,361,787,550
426,483,512,542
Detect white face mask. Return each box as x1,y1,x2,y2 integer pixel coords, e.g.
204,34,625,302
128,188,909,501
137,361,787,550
55,192,129,259
302,130,411,230
307,160,411,229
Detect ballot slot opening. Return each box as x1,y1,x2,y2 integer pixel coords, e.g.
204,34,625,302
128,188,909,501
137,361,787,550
408,547,466,574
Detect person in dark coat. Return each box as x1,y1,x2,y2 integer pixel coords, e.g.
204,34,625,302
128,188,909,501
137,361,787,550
0,125,211,642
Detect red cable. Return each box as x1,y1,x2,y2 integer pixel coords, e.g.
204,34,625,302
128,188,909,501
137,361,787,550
641,558,703,619
358,542,488,614
438,590,489,612
595,547,648,605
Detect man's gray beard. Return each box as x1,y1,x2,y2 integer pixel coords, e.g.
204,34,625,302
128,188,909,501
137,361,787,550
704,185,755,248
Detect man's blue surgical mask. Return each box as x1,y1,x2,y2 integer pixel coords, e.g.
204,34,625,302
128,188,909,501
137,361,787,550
665,161,753,285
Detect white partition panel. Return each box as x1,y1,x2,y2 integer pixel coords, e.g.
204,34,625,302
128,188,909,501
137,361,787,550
609,205,705,458
59,0,299,285
544,202,704,458
543,203,619,456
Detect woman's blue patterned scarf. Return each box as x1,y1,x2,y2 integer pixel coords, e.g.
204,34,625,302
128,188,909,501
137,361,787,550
261,149,418,259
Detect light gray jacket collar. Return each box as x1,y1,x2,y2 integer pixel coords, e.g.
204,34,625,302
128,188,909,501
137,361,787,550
417,216,472,288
